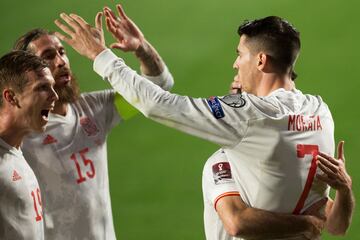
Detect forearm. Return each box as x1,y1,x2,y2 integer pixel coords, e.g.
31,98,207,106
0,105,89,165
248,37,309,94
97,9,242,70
135,40,164,76
326,188,355,235
230,208,317,239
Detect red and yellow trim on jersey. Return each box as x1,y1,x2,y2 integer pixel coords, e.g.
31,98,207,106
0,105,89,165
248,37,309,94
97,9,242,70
214,191,240,211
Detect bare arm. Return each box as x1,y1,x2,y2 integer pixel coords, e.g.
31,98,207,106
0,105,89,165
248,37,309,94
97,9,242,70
103,4,164,76
316,141,355,236
216,196,325,240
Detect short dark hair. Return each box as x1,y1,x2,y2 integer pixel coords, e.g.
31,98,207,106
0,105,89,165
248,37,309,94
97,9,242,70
0,50,49,106
238,16,300,80
13,28,54,52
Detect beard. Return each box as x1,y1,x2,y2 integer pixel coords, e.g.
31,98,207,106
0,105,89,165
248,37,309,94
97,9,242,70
54,73,80,104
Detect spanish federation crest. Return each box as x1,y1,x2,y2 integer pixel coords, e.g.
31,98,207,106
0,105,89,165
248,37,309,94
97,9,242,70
219,94,246,108
80,117,99,137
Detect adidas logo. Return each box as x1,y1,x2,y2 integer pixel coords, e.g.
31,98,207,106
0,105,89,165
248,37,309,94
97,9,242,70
43,134,57,145
12,170,22,181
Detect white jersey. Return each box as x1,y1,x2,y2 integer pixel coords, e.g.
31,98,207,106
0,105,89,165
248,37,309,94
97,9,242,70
22,67,173,240
94,49,334,218
203,149,241,240
0,138,44,240
203,150,320,240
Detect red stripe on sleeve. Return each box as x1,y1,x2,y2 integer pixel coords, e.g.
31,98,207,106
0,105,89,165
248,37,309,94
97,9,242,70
214,191,240,211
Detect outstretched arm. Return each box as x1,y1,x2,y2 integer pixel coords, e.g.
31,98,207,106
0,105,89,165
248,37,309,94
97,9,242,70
316,141,355,236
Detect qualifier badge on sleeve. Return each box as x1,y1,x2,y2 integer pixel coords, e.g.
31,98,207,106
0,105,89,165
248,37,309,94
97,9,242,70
212,162,234,184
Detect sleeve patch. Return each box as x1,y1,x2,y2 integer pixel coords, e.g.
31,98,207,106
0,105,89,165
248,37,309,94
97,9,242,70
212,162,234,184
219,94,246,108
207,97,225,119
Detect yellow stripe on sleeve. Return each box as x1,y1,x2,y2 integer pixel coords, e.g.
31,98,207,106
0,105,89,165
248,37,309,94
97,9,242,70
114,93,138,120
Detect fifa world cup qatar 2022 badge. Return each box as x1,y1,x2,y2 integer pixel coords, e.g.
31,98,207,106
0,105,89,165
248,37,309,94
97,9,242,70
219,94,246,108
212,162,234,184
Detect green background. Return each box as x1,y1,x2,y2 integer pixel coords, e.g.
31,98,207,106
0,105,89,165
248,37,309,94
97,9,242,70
0,0,358,239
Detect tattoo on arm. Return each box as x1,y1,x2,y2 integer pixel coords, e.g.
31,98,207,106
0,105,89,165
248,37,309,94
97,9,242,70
135,40,164,76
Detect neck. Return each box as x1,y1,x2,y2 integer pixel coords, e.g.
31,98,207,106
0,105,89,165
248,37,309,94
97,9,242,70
52,101,68,116
255,73,293,97
0,111,27,148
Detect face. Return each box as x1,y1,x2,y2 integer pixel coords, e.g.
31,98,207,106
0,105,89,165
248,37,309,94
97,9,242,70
232,35,259,94
29,34,79,103
16,67,58,132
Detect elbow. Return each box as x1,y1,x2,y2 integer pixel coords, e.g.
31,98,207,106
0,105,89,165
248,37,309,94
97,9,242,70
327,229,347,236
162,77,174,91
326,224,349,236
223,217,248,237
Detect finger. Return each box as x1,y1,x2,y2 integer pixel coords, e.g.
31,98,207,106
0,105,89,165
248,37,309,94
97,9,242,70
108,13,120,28
105,17,123,41
317,152,339,166
105,17,116,33
317,161,337,179
110,42,126,50
316,173,337,187
54,32,72,45
54,19,75,37
69,13,90,30
104,7,117,23
95,12,103,32
337,141,345,162
316,173,331,184
117,4,128,20
104,9,121,30
59,13,80,31
316,155,338,172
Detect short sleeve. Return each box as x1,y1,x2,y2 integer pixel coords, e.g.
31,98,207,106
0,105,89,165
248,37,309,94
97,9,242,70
202,149,239,210
81,90,121,133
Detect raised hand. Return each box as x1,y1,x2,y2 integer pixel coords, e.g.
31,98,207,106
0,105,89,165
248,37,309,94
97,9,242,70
316,141,352,193
103,4,145,52
54,12,106,60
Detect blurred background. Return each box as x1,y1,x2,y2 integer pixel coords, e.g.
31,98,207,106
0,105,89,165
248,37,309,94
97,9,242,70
0,0,358,239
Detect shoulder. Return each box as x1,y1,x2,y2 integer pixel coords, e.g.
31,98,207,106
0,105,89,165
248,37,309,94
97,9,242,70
203,149,229,174
80,89,116,102
75,90,116,112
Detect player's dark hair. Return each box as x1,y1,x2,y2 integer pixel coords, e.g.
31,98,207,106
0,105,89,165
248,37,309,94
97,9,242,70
13,28,55,52
238,16,300,80
0,50,49,106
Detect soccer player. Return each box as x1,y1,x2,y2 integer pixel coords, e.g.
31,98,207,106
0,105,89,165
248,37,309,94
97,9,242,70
102,7,329,239
202,140,354,239
54,9,355,239
13,12,174,240
0,50,58,240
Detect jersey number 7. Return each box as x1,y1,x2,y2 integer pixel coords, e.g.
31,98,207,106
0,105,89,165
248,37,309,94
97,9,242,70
293,144,319,214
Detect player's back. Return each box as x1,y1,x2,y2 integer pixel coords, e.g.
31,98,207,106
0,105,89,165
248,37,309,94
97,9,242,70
225,88,334,214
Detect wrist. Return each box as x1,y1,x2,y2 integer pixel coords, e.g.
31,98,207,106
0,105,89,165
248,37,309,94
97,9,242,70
90,46,107,61
302,216,323,239
135,40,149,58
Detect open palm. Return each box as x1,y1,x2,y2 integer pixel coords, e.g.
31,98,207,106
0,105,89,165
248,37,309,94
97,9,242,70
104,4,145,52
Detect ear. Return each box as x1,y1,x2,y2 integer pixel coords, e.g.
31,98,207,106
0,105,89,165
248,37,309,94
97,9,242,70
257,52,268,71
3,89,19,106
